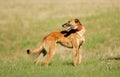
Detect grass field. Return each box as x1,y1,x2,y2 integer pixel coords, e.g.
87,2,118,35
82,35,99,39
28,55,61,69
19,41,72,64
0,0,120,77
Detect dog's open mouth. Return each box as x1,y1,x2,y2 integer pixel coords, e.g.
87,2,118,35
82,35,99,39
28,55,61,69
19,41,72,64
62,23,74,32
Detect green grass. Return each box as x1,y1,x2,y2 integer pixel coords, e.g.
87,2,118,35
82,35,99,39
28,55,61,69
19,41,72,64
0,0,120,77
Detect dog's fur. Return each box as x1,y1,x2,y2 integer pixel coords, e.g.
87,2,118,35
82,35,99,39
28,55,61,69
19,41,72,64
27,19,86,66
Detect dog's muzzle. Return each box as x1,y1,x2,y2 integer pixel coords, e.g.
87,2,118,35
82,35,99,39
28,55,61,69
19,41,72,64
62,23,74,32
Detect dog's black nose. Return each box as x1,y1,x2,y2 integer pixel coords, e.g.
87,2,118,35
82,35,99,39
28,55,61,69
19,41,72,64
62,23,67,27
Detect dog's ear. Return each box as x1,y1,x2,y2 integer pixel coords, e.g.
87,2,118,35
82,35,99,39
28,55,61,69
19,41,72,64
75,19,80,23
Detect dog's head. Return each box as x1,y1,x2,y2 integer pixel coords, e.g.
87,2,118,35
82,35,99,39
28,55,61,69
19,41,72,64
62,19,81,32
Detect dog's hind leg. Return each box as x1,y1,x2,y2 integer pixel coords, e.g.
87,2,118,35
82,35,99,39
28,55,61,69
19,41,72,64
34,49,47,65
44,43,56,66
34,53,43,65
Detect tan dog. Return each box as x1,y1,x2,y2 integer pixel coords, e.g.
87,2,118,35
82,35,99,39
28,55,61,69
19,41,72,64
27,19,86,66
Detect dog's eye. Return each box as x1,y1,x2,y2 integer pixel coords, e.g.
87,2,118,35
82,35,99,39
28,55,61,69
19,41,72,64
75,19,79,23
68,21,70,23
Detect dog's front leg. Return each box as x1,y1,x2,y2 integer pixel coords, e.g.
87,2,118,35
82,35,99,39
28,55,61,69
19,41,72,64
78,48,82,65
73,47,79,66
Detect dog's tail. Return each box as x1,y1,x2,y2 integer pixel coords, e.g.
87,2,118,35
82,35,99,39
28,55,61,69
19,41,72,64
27,40,44,55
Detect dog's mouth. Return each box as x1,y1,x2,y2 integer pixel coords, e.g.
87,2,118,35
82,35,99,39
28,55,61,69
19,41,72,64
62,23,74,32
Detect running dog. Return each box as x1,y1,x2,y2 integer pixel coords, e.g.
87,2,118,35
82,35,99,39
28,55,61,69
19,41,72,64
27,19,86,66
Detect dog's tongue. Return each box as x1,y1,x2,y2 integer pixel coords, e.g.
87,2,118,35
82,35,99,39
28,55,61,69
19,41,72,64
76,24,82,31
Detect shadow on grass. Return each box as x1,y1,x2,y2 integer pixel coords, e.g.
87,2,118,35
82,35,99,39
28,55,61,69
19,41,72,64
40,63,53,66
107,57,120,60
40,62,74,66
63,62,74,66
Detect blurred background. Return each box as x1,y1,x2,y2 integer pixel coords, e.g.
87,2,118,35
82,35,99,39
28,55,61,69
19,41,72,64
0,0,120,77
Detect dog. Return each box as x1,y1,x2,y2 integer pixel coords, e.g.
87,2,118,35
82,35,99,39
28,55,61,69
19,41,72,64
27,19,86,66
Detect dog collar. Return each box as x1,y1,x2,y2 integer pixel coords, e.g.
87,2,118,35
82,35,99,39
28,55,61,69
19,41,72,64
76,24,82,31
